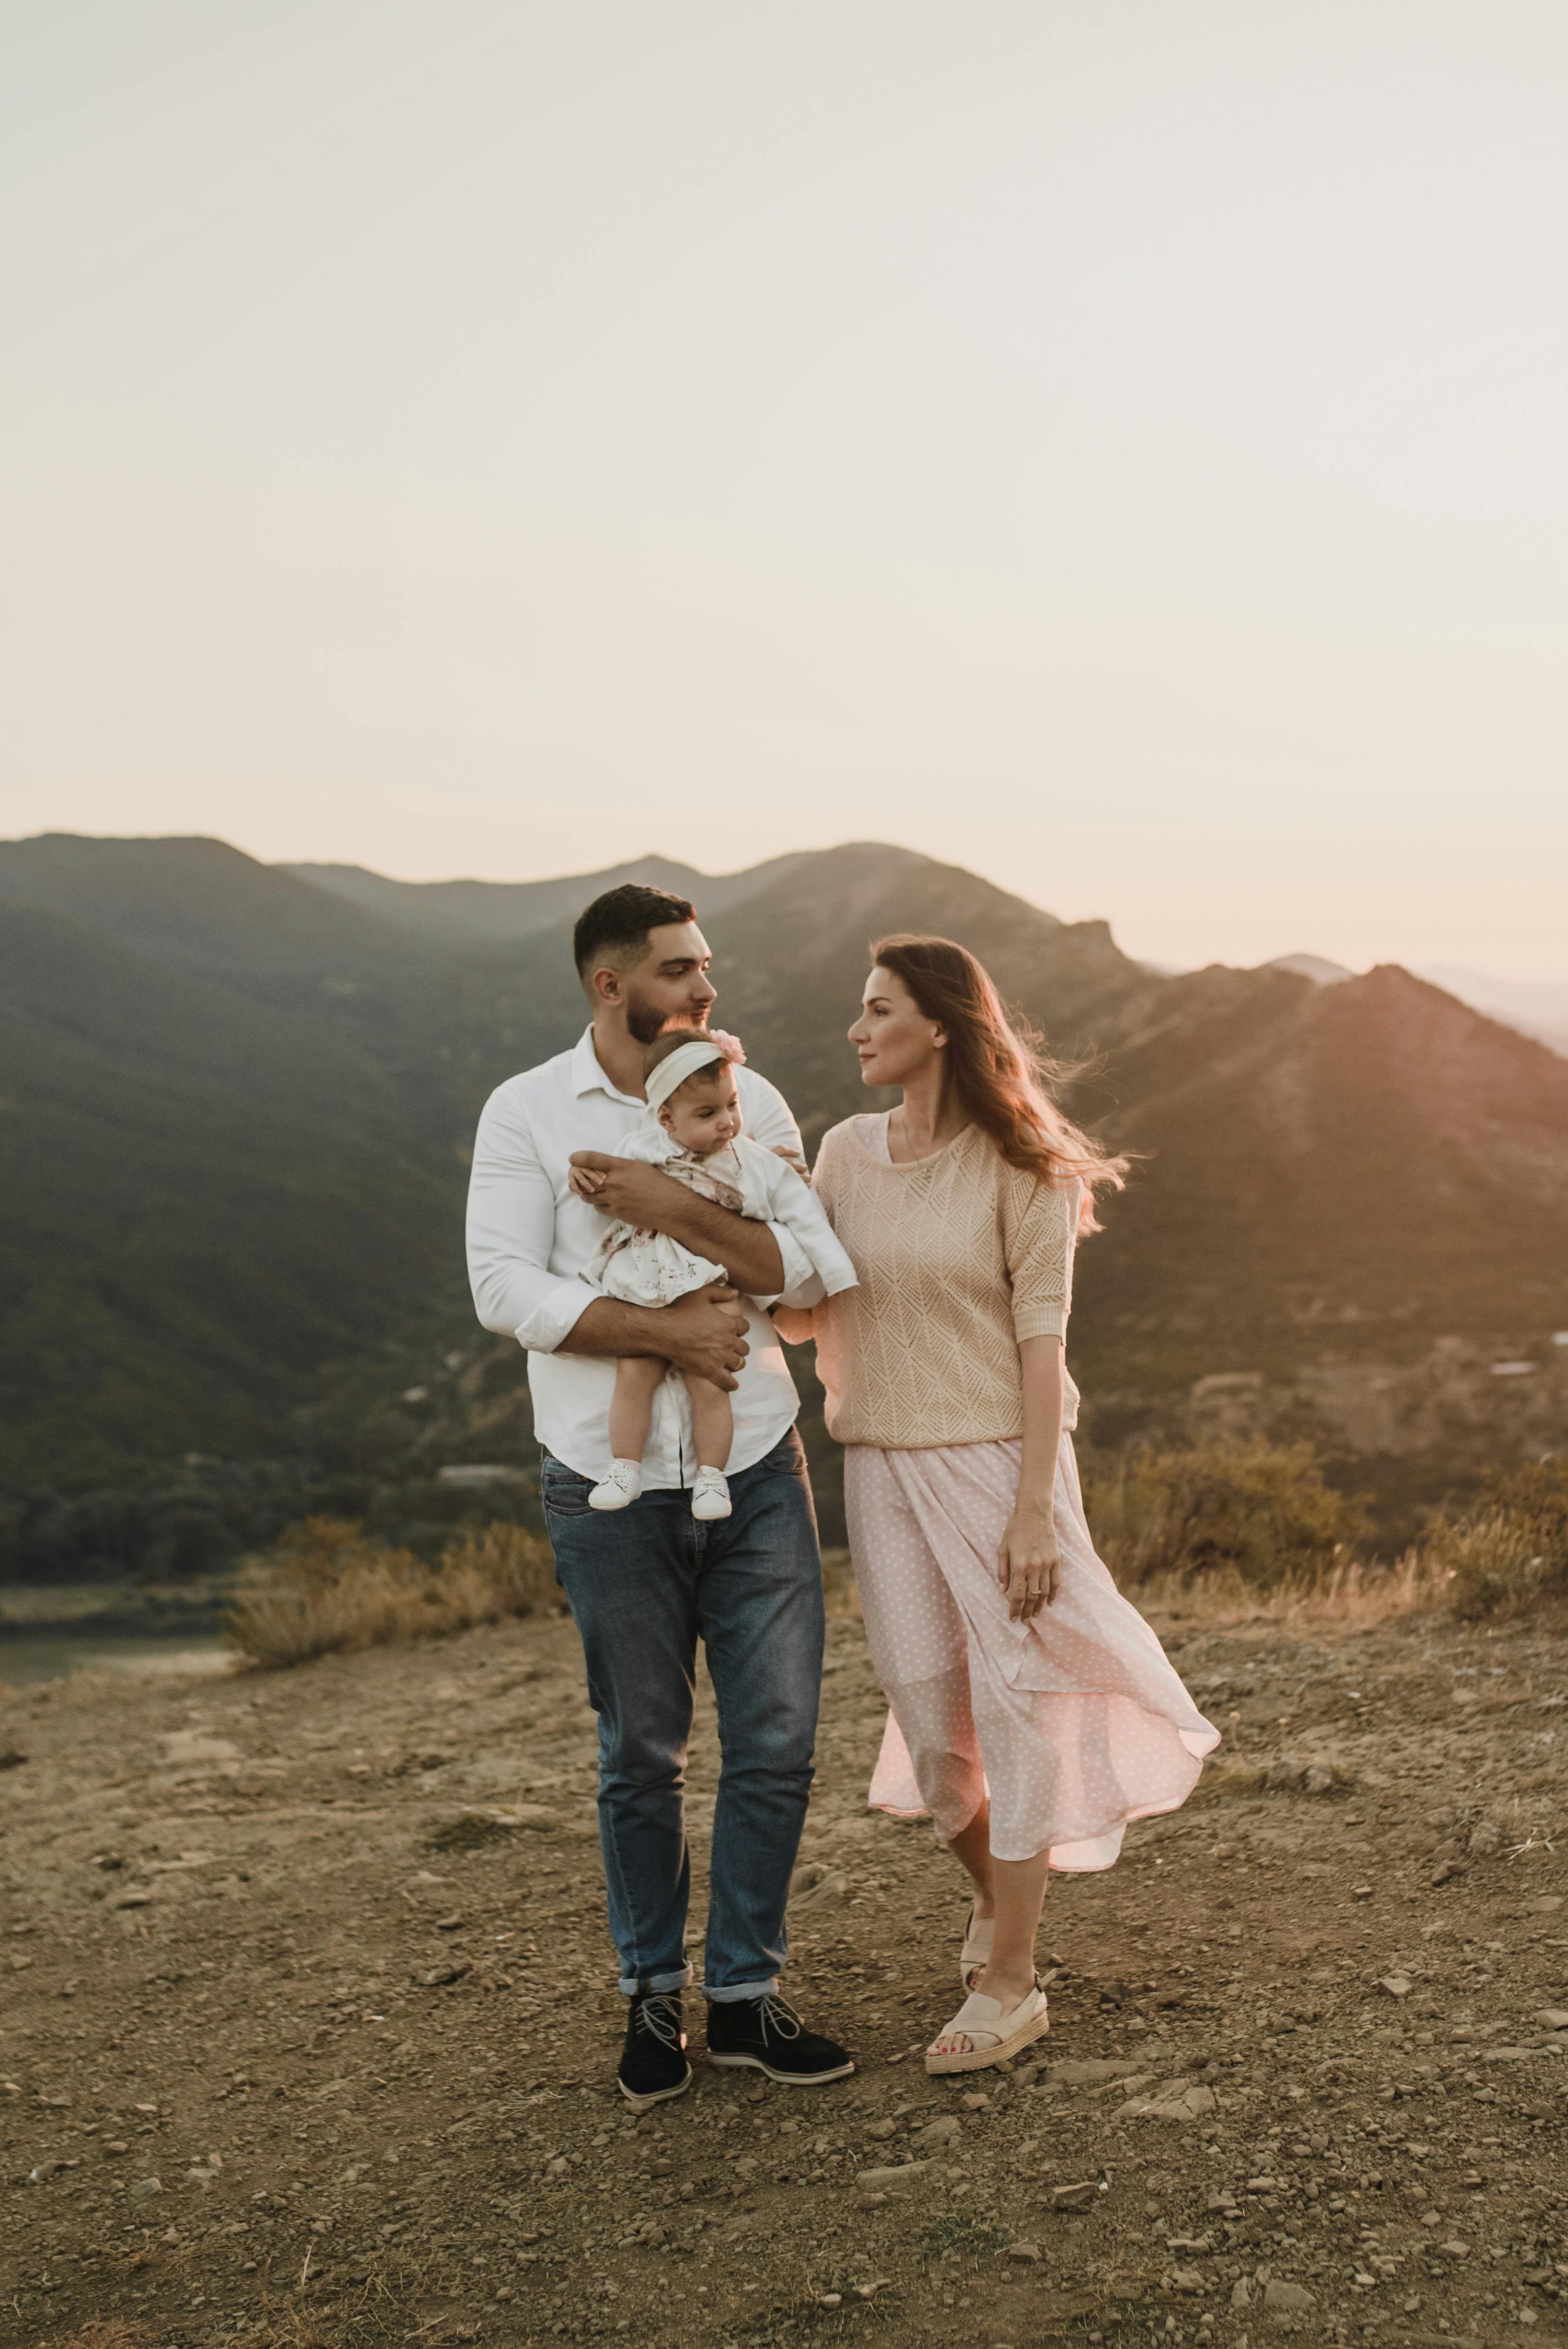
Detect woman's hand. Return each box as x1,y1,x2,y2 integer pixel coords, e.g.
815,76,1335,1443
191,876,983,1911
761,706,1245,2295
997,1495,1061,1621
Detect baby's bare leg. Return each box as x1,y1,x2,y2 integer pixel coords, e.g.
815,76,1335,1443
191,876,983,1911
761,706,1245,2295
684,1372,733,1472
608,1356,667,1462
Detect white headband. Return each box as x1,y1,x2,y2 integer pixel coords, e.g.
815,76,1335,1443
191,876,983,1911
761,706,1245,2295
645,1038,725,1112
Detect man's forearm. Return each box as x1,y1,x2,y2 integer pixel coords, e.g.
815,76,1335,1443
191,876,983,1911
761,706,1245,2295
655,1193,785,1295
567,1155,788,1295
558,1297,677,1361
557,1289,750,1391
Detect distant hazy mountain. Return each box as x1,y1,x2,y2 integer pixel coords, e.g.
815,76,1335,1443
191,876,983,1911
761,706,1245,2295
0,833,415,976
281,850,815,947
0,836,467,1483
1261,953,1354,986
1256,944,1568,1059
2,831,1564,1496
1417,965,1568,1059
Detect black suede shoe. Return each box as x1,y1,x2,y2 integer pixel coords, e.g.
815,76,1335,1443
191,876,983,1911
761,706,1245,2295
618,1990,692,2112
705,1992,854,2086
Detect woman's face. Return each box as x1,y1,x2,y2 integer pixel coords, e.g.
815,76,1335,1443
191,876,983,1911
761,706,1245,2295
849,966,946,1089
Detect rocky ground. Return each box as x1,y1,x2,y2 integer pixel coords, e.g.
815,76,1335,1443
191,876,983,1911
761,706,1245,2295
3,1591,1567,2349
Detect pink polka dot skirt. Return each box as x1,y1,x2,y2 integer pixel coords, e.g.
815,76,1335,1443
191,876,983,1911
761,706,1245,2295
845,1435,1220,1867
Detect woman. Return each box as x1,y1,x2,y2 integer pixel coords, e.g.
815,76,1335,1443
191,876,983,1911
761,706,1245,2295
789,935,1217,2075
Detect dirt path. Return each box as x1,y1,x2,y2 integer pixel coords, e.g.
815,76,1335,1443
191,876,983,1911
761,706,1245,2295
3,1599,1567,2349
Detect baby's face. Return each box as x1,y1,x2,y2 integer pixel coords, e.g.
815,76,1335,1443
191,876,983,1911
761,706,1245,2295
662,1068,743,1155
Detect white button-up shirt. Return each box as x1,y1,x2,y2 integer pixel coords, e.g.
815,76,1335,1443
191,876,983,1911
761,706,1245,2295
466,1027,822,1486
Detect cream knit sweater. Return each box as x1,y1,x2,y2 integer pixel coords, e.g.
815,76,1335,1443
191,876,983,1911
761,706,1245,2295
802,1115,1081,1449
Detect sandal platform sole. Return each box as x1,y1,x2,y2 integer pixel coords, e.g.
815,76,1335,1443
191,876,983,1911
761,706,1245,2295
924,2005,1049,2077
617,2063,693,2114
706,2051,856,2086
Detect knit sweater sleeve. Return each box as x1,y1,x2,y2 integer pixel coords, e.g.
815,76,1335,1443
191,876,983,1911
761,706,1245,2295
998,1166,1076,1342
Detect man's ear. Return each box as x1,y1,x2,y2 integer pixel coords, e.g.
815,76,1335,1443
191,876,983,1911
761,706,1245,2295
588,963,624,1009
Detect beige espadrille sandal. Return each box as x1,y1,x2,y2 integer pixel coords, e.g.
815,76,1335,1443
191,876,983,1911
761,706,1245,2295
925,1978,1048,2076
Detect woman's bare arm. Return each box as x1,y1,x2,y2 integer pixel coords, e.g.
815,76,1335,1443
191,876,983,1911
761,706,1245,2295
998,1335,1065,1620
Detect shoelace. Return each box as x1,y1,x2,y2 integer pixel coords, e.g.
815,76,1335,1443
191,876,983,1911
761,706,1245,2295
750,1993,802,2045
632,1994,684,2052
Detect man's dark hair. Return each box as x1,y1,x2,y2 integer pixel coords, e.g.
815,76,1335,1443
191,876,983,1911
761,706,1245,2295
573,884,697,981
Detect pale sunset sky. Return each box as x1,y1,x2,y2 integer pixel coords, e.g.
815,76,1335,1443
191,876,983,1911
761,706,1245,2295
2,1,1565,977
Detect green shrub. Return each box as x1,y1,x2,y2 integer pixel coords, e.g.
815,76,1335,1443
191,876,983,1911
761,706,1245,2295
1083,1438,1367,1589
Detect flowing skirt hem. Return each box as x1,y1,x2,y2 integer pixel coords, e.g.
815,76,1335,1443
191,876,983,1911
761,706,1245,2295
867,1731,1220,1870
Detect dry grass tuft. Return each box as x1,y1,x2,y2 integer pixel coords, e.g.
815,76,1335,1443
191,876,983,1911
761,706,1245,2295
1074,1436,1568,1628
1141,1548,1452,1630
1424,1458,1568,1620
206,2314,348,2349
225,1516,557,1669
1081,1437,1367,1591
820,1546,862,1618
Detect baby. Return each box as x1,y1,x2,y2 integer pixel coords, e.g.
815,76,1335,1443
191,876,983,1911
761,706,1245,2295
578,1029,857,1520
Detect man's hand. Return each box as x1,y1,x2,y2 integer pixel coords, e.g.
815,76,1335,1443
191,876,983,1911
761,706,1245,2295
568,1152,692,1226
655,1285,750,1390
997,1496,1061,1621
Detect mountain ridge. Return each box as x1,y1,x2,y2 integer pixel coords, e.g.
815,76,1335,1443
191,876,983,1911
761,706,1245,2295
278,848,822,947
1,831,1563,1505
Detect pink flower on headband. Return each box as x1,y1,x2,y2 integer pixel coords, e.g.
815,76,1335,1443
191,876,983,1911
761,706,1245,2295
707,1028,747,1065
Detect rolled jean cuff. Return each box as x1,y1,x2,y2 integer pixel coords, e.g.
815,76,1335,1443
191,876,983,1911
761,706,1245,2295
703,1977,780,2004
620,1964,692,1998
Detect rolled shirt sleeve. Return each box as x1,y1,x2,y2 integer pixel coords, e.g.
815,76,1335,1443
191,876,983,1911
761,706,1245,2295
736,1071,818,1307
466,1084,598,1354
759,1219,821,1311
514,1276,599,1355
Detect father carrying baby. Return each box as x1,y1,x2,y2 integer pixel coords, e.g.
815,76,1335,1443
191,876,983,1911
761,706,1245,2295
581,1026,856,1520
465,884,857,2109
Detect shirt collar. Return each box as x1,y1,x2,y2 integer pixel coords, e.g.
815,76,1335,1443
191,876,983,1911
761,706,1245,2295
570,1025,645,1107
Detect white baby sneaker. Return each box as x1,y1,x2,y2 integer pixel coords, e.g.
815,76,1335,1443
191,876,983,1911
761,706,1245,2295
589,1459,643,1512
691,1468,732,1521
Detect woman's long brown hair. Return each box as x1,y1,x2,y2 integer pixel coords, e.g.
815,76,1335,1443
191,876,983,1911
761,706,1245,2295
871,934,1128,1230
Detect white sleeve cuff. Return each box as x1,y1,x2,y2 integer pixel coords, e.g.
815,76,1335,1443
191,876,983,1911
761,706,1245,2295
753,1218,817,1310
516,1278,600,1354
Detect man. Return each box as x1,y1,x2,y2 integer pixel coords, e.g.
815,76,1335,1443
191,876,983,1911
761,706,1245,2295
466,884,853,2109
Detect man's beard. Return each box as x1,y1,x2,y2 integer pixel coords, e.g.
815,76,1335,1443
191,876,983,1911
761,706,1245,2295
624,987,710,1049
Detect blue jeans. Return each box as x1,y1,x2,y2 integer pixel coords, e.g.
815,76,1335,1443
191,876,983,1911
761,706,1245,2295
540,1429,825,2001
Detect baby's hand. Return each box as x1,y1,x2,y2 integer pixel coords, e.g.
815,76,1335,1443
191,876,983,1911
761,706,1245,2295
568,1162,606,1202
